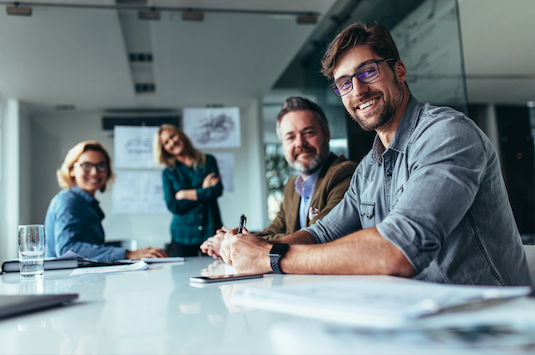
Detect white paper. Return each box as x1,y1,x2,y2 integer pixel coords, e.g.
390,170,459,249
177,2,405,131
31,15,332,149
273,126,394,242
183,107,241,148
119,257,184,264
231,279,532,328
271,323,535,355
211,153,235,192
112,171,169,214
70,261,149,275
114,126,159,169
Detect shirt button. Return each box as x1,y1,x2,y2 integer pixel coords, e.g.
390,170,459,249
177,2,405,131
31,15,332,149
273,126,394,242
198,226,203,230
198,214,202,218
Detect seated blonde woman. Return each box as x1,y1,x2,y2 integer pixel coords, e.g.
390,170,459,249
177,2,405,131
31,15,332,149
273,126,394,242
45,140,167,261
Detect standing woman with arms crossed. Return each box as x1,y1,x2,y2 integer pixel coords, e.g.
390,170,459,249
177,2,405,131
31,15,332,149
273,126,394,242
46,140,167,261
154,124,223,257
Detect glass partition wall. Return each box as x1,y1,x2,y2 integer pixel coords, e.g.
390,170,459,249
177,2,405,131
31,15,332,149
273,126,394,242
263,0,468,222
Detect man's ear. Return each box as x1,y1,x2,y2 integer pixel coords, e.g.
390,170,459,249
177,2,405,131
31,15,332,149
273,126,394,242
394,60,407,84
325,127,331,142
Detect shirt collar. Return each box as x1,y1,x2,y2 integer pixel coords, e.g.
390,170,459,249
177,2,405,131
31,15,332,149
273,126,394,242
295,164,323,197
371,95,423,162
71,185,99,205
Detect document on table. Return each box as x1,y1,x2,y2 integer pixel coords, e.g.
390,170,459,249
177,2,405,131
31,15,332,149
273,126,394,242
270,322,535,355
119,257,184,264
231,279,532,328
70,261,149,276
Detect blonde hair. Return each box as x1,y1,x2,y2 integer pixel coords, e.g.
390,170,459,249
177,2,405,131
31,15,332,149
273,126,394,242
153,124,206,169
57,140,114,193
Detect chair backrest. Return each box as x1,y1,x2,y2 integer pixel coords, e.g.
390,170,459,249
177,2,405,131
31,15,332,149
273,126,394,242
524,245,535,284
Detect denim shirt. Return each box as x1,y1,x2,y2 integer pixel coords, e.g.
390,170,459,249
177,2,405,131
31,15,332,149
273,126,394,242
306,96,533,287
162,154,223,245
45,186,126,261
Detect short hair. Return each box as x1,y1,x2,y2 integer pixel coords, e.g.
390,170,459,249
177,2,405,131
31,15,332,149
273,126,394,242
57,140,114,193
153,124,206,169
276,97,330,138
321,22,401,80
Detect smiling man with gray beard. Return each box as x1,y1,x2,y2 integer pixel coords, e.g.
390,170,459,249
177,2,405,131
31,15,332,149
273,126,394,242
200,97,357,258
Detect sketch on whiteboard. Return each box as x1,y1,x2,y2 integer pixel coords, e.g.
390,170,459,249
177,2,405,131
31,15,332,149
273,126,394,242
183,107,241,148
112,171,169,214
114,126,159,169
211,153,235,193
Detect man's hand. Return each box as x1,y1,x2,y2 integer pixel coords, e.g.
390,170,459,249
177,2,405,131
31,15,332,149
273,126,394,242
202,173,220,188
125,247,168,260
220,228,272,274
200,226,230,259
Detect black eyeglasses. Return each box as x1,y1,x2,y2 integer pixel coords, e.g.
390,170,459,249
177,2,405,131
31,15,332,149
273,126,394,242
330,58,395,97
73,162,108,173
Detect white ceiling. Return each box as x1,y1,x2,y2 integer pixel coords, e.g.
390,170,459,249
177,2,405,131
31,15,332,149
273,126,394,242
0,0,533,114
0,0,336,112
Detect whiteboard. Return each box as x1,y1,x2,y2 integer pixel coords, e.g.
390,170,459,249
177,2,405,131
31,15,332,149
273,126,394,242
211,152,235,193
112,171,169,214
114,126,159,169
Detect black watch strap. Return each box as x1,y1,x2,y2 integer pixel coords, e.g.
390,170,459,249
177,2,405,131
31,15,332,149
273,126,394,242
269,244,289,274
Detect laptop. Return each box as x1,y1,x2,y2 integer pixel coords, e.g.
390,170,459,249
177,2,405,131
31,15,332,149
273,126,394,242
0,293,78,320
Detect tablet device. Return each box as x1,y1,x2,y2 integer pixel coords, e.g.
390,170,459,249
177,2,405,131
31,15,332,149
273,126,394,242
0,293,78,320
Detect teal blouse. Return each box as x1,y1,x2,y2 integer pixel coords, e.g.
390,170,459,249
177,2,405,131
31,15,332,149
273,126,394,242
162,154,223,245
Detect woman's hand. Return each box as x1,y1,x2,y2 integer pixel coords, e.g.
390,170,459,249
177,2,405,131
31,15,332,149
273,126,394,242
125,247,168,260
202,173,220,188
175,189,197,200
200,227,229,259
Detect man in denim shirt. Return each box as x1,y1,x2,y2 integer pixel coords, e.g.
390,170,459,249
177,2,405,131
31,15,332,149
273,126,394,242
220,22,533,288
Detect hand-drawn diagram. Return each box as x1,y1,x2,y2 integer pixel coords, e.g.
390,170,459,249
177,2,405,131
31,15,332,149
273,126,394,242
211,153,235,193
114,126,159,169
183,107,241,148
112,171,169,214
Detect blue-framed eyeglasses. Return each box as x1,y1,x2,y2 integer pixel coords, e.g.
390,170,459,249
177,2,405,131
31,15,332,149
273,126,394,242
329,58,395,97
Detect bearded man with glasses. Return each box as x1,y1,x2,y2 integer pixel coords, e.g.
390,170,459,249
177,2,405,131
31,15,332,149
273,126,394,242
220,22,533,289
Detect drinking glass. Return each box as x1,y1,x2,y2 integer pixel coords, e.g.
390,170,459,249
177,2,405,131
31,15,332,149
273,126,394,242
18,225,46,279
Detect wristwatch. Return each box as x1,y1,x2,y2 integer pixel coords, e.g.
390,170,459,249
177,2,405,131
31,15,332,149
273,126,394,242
269,244,289,274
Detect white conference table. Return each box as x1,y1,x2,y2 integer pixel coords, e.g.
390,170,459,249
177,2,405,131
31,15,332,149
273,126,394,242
0,257,534,354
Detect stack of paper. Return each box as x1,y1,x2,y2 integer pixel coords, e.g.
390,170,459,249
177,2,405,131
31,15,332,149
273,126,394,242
231,279,532,328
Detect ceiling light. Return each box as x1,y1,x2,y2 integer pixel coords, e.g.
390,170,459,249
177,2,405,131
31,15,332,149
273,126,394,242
138,9,160,20
296,15,317,24
6,3,32,16
182,10,203,21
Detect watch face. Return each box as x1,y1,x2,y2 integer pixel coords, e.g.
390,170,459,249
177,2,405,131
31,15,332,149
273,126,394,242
270,244,289,256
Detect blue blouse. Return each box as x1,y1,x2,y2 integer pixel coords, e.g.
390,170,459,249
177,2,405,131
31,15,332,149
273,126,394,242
45,185,126,261
162,154,223,245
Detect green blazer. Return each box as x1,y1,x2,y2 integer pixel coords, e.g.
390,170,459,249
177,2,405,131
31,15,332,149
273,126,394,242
256,153,357,241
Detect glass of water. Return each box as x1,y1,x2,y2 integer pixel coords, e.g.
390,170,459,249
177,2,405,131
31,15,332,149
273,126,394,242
18,225,46,279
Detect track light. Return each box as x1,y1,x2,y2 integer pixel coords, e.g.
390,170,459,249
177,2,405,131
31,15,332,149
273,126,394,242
138,9,160,20
182,10,203,21
296,15,317,24
6,3,32,16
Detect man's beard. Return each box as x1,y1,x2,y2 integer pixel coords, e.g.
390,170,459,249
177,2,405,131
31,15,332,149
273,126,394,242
286,141,330,175
350,83,403,132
